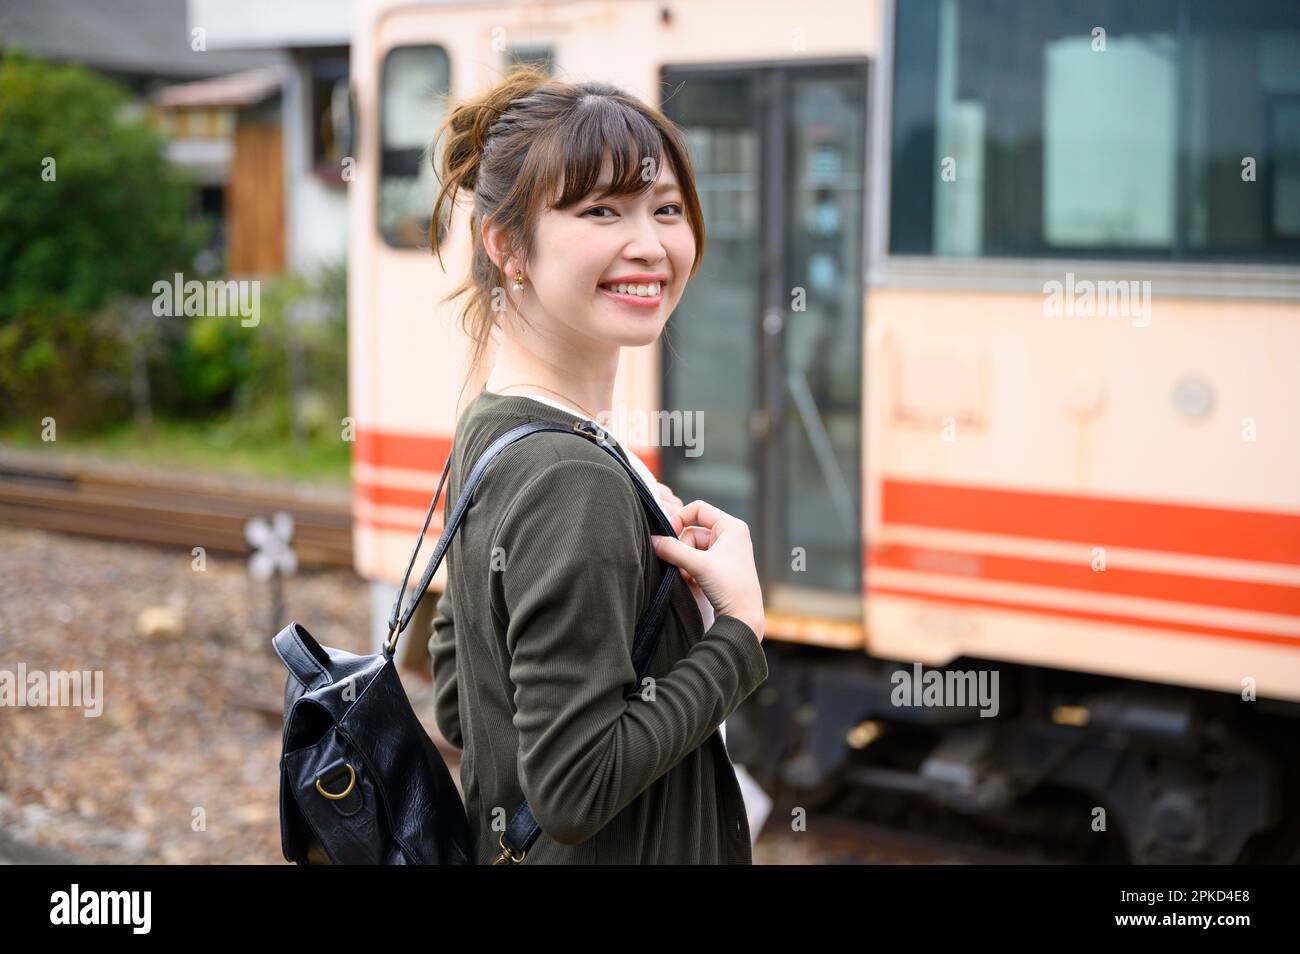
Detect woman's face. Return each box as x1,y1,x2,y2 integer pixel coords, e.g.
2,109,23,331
519,152,696,350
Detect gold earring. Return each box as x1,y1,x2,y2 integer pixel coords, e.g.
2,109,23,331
512,271,524,291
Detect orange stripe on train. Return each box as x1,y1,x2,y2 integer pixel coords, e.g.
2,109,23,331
352,426,660,478
867,585,1300,650
882,479,1300,566
867,543,1300,615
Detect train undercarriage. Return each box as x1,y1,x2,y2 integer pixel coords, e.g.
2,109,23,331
726,643,1300,864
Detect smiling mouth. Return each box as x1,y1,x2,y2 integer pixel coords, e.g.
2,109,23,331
597,282,663,308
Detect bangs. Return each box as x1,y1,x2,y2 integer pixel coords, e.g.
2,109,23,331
537,97,670,210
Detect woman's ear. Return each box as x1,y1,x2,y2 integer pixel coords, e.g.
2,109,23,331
480,215,501,269
481,216,525,285
480,215,508,270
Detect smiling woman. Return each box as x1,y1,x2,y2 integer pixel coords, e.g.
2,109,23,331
422,63,769,865
428,62,707,415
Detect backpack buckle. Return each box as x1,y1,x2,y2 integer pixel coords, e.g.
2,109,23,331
491,831,527,864
572,420,609,444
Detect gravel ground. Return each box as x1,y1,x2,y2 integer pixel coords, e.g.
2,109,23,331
0,523,414,864
0,524,1032,865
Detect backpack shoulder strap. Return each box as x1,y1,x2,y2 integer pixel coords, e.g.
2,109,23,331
384,419,678,675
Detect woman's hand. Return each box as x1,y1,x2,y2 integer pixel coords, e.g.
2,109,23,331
649,498,765,642
654,480,683,520
653,481,705,603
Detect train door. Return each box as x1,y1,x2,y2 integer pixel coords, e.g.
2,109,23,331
660,61,868,622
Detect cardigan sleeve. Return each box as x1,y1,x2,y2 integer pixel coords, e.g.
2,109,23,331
491,457,768,846
428,586,463,750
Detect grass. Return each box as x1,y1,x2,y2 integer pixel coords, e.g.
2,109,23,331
0,415,352,487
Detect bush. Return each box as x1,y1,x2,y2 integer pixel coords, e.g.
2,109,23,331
150,261,349,445
0,49,203,429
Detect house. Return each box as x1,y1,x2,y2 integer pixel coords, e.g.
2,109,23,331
183,0,355,273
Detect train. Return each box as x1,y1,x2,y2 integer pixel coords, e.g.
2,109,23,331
344,0,1300,862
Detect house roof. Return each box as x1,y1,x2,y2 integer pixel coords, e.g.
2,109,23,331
152,66,285,107
0,0,285,79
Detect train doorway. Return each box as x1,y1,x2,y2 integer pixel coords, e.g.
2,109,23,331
660,61,867,621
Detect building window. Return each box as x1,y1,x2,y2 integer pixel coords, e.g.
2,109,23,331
307,51,350,184
379,44,450,249
505,46,554,74
890,0,1300,262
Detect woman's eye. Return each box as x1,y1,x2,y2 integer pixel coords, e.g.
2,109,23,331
583,203,683,218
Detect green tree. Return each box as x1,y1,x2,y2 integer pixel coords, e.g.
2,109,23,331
0,49,203,428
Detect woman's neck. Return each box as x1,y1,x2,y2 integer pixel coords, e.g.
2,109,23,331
485,338,618,420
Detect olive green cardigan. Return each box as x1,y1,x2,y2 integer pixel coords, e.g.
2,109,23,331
427,388,769,864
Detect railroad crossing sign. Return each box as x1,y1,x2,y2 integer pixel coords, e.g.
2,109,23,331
246,511,297,579
246,511,296,633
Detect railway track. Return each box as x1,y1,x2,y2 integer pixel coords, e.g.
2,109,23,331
0,464,1116,866
0,448,353,567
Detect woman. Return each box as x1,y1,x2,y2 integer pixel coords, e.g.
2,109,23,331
425,63,768,864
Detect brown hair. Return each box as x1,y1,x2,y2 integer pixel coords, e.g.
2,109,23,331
428,63,706,411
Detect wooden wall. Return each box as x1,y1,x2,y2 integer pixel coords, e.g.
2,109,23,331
226,122,284,275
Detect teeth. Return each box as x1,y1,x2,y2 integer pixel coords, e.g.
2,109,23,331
603,281,661,297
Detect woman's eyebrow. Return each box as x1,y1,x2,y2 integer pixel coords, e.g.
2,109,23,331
592,181,682,196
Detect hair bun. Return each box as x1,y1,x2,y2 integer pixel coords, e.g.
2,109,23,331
468,65,552,165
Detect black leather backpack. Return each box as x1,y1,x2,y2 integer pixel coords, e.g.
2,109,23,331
273,418,680,864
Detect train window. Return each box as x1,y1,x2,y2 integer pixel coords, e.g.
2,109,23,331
890,0,1300,262
505,46,554,75
379,44,450,249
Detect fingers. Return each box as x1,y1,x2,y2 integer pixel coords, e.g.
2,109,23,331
678,525,713,551
673,499,730,533
650,521,717,582
661,498,738,544
655,483,683,520
649,532,703,575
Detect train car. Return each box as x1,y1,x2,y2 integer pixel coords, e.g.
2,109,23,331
346,0,1300,862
